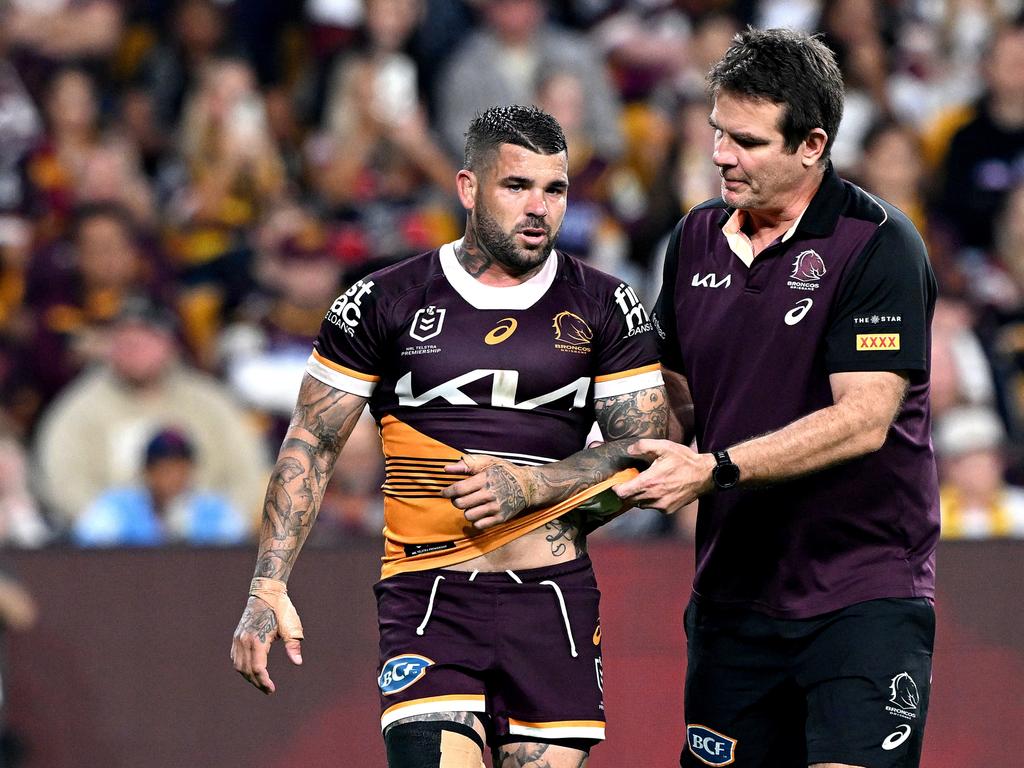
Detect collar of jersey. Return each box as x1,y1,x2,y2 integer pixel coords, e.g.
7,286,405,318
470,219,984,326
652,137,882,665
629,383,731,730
440,239,558,309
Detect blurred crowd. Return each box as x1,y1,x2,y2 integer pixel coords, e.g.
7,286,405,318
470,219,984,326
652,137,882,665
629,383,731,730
0,0,1022,547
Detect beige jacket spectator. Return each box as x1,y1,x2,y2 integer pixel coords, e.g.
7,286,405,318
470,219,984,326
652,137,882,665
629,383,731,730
33,298,268,530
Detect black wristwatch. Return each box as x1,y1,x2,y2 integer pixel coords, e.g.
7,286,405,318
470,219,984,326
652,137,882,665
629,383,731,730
711,449,740,490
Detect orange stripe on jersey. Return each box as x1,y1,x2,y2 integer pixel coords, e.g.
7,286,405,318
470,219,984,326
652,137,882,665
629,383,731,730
382,694,486,719
593,362,661,383
377,414,639,579
310,349,380,382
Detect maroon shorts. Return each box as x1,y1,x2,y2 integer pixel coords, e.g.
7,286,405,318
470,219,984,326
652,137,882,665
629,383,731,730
374,555,606,743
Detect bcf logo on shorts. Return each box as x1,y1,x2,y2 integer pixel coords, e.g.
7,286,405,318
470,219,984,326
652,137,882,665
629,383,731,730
378,654,433,695
687,724,737,766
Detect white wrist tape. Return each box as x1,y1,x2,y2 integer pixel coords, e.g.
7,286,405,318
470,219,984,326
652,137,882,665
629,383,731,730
249,577,304,641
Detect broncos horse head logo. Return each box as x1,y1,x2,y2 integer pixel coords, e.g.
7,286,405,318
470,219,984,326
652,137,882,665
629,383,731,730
791,249,826,282
889,672,920,710
552,311,593,347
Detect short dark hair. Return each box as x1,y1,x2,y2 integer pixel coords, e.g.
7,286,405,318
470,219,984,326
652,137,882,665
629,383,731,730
463,105,567,171
706,27,844,158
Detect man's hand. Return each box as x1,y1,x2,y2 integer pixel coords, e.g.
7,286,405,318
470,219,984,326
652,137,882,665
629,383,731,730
613,439,716,515
442,454,536,530
231,594,303,695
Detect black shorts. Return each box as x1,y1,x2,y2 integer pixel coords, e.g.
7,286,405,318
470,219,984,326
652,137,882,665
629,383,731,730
681,597,934,768
374,556,606,747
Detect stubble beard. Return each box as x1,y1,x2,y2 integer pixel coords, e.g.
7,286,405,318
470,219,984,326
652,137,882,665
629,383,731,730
472,203,557,275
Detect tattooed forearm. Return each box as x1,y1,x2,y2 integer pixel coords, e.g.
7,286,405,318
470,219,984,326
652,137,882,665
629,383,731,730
251,375,368,582
518,386,668,509
545,514,585,558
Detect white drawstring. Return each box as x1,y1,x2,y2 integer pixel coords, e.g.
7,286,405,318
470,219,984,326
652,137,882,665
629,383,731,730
540,580,578,658
468,570,479,582
416,575,445,636
505,570,523,583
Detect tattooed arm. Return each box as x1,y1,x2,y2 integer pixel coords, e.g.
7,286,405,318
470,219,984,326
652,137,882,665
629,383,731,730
231,374,368,694
441,385,667,529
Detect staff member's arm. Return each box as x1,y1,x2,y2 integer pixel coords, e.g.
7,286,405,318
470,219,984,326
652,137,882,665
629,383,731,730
231,374,367,694
614,370,907,514
442,384,668,529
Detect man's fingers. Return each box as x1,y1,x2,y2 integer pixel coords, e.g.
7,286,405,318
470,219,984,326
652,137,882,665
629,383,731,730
444,454,501,476
626,438,673,462
251,663,276,695
463,500,501,523
448,487,494,511
440,474,488,500
469,513,505,530
284,638,303,666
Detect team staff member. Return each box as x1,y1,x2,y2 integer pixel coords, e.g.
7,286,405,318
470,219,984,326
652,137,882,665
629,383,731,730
231,105,667,768
615,29,939,768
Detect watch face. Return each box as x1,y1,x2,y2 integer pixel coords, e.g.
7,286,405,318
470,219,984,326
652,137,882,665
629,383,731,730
714,463,740,489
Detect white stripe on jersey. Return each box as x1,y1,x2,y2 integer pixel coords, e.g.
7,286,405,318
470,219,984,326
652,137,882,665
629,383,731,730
305,354,377,397
508,722,606,741
593,369,664,400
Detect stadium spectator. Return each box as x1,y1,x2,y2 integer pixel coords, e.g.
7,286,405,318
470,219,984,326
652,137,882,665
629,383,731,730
20,203,169,414
73,426,250,546
307,0,459,266
0,429,50,548
23,67,104,243
136,0,233,128
165,57,286,368
436,0,624,161
940,21,1024,250
33,296,268,531
934,405,1024,538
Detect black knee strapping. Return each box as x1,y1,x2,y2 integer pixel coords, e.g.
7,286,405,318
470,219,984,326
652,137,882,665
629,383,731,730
384,721,484,768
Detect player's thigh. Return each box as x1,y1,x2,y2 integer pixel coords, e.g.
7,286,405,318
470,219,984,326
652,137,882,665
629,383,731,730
496,741,589,768
682,600,806,768
800,598,934,768
385,712,487,768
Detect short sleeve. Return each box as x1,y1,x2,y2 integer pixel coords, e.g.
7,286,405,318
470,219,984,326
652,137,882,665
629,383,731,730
824,208,936,373
306,276,388,396
591,279,663,400
652,220,685,374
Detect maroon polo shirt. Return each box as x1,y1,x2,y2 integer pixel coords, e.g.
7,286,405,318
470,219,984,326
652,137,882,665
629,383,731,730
653,165,939,618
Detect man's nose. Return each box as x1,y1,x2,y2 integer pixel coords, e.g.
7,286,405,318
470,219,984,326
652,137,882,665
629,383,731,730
525,189,548,217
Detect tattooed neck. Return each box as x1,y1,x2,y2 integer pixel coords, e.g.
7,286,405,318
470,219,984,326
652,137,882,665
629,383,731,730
457,225,495,278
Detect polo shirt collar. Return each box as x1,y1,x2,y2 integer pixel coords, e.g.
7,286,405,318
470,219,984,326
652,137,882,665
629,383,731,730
716,162,847,254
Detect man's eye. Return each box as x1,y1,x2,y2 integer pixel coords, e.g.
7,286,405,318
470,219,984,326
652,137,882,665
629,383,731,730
507,184,522,192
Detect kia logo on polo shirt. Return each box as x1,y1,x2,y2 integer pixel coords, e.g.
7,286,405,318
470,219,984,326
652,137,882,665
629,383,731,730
691,272,731,289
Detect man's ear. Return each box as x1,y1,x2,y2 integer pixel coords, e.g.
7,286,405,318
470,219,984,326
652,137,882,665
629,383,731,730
801,128,828,167
456,169,477,210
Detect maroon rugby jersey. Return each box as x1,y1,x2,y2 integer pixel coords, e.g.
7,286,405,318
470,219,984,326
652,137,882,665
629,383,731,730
306,241,661,576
